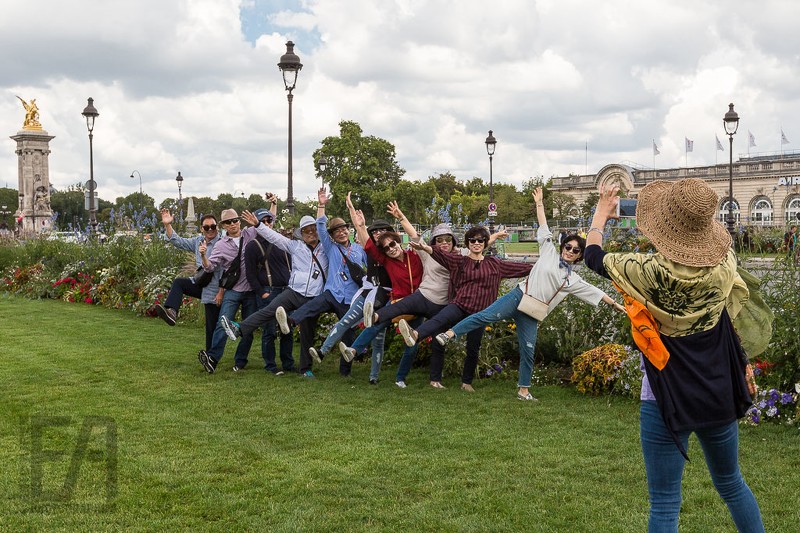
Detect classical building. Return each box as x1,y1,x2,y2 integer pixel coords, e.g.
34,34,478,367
551,151,800,227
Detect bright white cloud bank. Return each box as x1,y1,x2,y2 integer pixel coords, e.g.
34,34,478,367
2,0,799,206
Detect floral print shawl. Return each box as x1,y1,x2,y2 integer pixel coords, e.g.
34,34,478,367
601,249,748,337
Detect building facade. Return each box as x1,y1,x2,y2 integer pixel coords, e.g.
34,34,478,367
551,151,800,227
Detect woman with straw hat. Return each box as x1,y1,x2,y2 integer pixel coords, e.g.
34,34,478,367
584,178,764,532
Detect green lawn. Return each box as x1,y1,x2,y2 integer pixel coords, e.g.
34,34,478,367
1,295,796,531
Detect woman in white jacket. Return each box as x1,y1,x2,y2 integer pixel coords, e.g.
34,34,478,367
436,188,623,400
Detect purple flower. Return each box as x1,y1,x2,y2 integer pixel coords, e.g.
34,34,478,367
780,393,794,404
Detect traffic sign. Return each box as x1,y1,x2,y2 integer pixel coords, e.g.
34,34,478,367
488,202,497,212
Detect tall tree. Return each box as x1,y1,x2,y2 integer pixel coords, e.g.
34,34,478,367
313,120,405,221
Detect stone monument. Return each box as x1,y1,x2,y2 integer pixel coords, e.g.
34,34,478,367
10,96,55,235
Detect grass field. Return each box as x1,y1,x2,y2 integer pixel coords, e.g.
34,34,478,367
1,295,797,531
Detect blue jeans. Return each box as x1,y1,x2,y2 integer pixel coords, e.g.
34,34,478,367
451,286,539,388
256,287,294,372
640,401,764,533
320,294,387,381
208,289,257,367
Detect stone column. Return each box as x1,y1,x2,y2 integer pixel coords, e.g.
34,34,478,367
10,129,56,236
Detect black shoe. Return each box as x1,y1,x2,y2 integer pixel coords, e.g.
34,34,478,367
267,369,285,376
155,304,177,326
198,350,217,374
369,378,379,385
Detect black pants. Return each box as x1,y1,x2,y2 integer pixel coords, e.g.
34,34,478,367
239,289,318,373
289,290,356,376
164,276,219,351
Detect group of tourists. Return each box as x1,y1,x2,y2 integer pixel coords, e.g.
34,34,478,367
153,178,765,531
155,186,623,397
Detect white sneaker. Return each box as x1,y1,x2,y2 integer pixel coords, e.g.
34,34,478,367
435,332,451,346
363,300,374,327
395,380,407,389
309,347,323,364
338,342,357,363
398,319,416,347
275,306,290,335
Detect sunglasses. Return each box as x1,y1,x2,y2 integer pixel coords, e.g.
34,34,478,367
467,238,486,244
301,227,317,235
221,218,240,225
563,244,581,253
202,224,218,231
434,236,453,244
382,240,400,252
261,217,274,224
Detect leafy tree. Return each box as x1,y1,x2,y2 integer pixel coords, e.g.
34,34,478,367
429,172,462,198
580,192,600,219
313,120,405,221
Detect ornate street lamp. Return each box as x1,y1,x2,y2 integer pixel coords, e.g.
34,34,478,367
316,154,329,185
278,41,303,215
81,97,99,234
723,103,740,242
485,130,497,251
175,171,184,224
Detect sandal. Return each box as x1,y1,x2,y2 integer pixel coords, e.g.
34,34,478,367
461,383,475,393
430,381,446,389
517,391,538,401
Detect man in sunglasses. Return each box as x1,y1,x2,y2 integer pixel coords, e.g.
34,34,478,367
197,207,260,373
272,187,368,377
220,212,328,379
155,208,222,354
242,201,294,375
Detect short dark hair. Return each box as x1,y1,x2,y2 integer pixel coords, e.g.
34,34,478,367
464,226,490,249
560,234,586,263
200,214,217,225
378,231,401,248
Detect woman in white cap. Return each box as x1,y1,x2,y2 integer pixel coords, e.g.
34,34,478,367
585,178,763,532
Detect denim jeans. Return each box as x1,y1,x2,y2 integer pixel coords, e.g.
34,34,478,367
255,287,294,372
451,286,539,388
319,294,387,381
640,401,764,533
208,289,257,367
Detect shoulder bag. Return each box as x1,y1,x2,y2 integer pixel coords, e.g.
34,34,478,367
516,276,567,321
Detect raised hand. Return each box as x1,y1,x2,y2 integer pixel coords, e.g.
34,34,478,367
532,187,543,204
318,187,331,206
597,184,620,220
345,191,355,210
352,209,366,227
265,192,279,204
241,210,258,226
387,200,403,219
160,208,174,225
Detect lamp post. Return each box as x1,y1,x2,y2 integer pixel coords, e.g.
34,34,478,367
130,169,143,213
81,97,99,234
316,154,329,186
723,103,740,244
278,41,303,215
485,130,497,251
175,171,184,226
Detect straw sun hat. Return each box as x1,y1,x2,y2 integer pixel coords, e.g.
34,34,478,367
635,178,732,267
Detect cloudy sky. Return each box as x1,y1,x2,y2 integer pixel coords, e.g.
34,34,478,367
2,0,799,207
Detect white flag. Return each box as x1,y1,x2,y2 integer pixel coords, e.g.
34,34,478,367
715,135,724,151
685,138,694,153
653,140,660,156
748,130,756,148
781,129,790,145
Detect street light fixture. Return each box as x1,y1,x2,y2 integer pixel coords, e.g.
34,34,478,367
723,103,740,243
175,171,184,224
130,170,143,195
316,154,329,185
81,97,99,234
278,40,303,215
485,130,497,243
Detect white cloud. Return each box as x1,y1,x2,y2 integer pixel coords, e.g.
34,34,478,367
2,0,800,209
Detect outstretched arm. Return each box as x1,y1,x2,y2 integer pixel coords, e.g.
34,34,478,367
317,187,330,219
532,187,546,228
265,192,279,217
387,201,417,240
346,192,370,245
408,240,432,254
587,184,620,248
602,293,626,313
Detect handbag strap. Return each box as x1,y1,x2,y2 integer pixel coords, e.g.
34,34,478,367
406,253,414,292
525,274,567,305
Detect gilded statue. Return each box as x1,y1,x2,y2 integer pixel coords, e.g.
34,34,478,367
16,96,43,131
